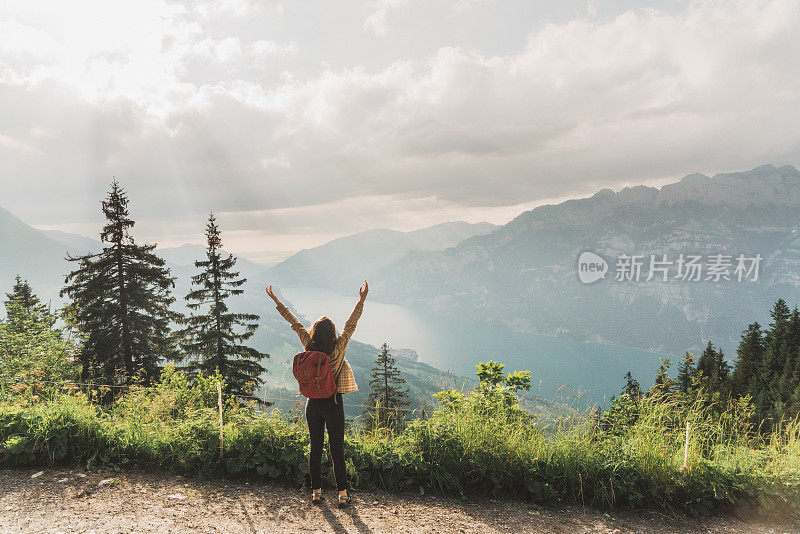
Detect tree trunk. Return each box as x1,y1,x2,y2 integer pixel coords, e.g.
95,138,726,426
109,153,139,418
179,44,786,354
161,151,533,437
115,239,133,382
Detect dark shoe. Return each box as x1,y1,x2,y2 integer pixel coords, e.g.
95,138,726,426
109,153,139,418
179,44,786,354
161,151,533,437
338,494,351,508
311,491,324,504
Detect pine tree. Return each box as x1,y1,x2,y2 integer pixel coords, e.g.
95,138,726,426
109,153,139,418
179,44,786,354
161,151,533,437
716,348,731,381
179,213,267,397
5,275,43,313
762,299,792,420
600,372,642,432
695,342,717,384
676,352,695,394
1,293,77,391
4,276,50,332
623,371,642,399
649,357,673,396
790,309,800,412
731,322,765,399
764,299,791,380
695,341,729,393
779,308,800,403
366,343,410,429
60,180,179,387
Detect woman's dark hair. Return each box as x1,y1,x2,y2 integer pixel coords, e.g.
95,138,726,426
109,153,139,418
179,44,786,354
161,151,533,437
307,316,337,355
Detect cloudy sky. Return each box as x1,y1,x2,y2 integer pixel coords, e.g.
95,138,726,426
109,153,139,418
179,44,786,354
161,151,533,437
1,0,799,263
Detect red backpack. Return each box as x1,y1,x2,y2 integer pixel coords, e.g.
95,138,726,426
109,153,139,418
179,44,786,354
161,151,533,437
293,350,338,400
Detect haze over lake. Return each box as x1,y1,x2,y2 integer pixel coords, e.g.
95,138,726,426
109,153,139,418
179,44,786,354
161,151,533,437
280,286,667,407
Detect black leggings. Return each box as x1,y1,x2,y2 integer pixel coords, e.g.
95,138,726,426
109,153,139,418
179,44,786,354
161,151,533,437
306,392,347,491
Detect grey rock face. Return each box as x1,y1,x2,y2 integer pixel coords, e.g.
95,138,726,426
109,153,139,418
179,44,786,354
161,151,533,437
372,165,800,354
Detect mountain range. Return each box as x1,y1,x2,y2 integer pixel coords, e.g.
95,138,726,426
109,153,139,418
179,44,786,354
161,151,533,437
369,164,800,355
265,221,496,290
0,207,75,305
4,163,799,404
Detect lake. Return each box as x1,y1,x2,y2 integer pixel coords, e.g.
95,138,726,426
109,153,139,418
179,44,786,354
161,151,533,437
280,286,669,407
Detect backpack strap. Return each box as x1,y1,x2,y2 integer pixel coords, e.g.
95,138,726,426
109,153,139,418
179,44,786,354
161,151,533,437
316,354,323,395
324,353,339,404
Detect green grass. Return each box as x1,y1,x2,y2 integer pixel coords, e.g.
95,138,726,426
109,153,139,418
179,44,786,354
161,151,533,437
1,372,799,517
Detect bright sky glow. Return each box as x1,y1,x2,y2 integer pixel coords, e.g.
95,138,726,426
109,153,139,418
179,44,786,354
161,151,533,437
1,0,798,262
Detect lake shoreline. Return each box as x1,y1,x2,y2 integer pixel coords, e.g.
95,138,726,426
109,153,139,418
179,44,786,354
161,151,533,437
279,286,668,405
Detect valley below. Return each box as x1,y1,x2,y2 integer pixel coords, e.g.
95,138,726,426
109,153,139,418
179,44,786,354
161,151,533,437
277,286,667,407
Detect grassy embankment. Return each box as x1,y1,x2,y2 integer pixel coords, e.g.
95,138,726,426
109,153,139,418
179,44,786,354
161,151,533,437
1,366,799,517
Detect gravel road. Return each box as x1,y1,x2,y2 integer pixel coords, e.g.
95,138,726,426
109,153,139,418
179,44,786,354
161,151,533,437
0,468,795,533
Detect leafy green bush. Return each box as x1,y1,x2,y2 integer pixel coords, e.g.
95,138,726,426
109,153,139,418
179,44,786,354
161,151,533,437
0,302,79,400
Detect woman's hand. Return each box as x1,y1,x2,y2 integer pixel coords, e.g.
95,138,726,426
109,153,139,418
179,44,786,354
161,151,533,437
359,280,369,301
266,285,281,304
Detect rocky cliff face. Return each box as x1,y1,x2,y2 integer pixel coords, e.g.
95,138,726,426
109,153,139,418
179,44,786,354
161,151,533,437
373,165,800,354
389,347,420,362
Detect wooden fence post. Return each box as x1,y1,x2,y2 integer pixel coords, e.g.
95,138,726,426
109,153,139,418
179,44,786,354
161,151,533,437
216,381,223,455
682,421,690,471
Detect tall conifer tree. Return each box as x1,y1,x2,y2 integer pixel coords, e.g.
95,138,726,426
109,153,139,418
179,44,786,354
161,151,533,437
179,213,267,397
649,357,673,396
764,299,791,380
676,352,695,394
779,308,800,401
61,180,179,386
696,342,717,383
730,322,764,399
5,276,43,313
4,276,50,332
695,342,729,393
623,371,642,399
366,343,410,428
762,299,792,419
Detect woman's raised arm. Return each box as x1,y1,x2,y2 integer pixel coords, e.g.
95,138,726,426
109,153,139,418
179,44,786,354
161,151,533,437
267,284,311,348
339,281,368,346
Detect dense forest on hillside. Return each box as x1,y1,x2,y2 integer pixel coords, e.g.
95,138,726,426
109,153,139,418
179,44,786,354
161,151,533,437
603,298,800,433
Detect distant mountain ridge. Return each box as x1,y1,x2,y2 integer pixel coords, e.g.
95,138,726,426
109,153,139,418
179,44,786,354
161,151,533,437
372,164,800,355
0,207,75,304
266,220,496,290
4,165,799,398
40,229,103,255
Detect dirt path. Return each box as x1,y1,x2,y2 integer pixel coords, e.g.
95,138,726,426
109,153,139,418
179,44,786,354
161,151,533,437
0,468,795,533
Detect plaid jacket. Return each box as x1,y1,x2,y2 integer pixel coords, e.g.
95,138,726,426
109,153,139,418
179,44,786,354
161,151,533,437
275,299,363,394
